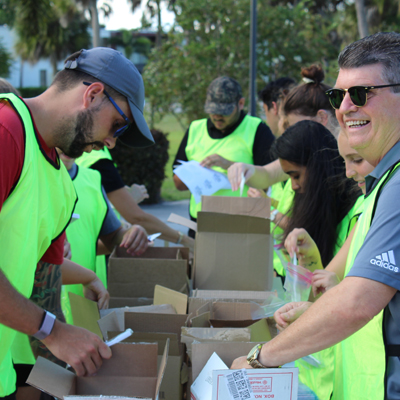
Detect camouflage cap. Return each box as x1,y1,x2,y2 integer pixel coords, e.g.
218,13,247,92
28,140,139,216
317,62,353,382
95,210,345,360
204,76,243,115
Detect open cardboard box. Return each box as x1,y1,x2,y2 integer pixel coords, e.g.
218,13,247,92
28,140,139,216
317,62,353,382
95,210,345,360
98,302,189,400
169,196,273,291
189,289,278,315
27,341,168,400
107,247,190,308
201,195,271,218
69,287,188,400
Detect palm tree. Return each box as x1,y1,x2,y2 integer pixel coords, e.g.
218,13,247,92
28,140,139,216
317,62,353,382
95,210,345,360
76,0,112,47
128,0,176,47
355,0,369,38
13,0,90,78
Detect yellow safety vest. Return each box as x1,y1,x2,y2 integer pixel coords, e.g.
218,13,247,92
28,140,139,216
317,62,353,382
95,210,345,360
0,94,76,396
186,116,261,218
333,166,400,400
62,165,108,325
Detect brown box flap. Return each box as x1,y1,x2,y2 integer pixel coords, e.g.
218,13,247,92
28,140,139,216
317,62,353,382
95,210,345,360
201,196,271,218
191,342,256,380
153,285,188,315
124,312,188,339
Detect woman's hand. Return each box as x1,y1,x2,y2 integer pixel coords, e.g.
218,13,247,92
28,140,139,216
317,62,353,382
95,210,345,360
284,228,323,271
312,270,340,296
227,163,256,191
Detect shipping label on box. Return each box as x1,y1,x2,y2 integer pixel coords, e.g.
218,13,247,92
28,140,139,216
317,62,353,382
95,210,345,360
212,368,298,400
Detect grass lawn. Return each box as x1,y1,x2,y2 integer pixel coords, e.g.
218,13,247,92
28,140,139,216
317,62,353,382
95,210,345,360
152,114,191,202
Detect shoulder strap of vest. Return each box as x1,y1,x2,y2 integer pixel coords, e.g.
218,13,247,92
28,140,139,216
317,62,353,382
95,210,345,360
370,160,400,225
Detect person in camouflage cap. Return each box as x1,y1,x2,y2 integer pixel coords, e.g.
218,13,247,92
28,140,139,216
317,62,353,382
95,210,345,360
173,76,275,235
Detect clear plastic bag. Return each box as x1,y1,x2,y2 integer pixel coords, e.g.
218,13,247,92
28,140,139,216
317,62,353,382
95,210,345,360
250,293,287,319
284,263,313,302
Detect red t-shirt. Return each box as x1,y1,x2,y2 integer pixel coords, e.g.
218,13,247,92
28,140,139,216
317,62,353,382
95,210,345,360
0,99,65,264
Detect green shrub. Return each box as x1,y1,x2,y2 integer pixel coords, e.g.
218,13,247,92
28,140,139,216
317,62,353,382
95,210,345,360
18,87,47,98
110,129,169,204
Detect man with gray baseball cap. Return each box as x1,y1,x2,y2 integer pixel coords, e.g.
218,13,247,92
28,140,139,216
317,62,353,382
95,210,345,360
173,76,275,234
0,47,155,399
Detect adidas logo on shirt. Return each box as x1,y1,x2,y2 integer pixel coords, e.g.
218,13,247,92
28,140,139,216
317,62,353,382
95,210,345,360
370,250,399,272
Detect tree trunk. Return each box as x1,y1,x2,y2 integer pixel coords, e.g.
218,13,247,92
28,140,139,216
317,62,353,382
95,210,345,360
89,0,101,47
50,54,58,79
355,0,369,38
156,0,162,47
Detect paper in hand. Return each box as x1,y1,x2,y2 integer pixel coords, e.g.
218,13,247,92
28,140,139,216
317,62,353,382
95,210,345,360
173,160,231,203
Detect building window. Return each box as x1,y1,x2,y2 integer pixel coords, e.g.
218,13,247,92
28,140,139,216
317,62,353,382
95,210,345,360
40,70,47,87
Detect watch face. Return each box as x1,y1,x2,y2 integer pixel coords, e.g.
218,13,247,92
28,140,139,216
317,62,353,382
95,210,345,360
247,344,260,360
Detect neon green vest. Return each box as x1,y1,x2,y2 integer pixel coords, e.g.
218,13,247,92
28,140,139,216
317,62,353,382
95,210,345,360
76,147,114,168
296,194,364,400
332,167,400,400
186,116,260,218
272,180,295,276
62,165,108,325
0,94,76,396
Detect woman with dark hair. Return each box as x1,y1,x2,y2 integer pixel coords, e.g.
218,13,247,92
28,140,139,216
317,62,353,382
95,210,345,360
271,120,360,267
278,65,338,136
270,120,361,400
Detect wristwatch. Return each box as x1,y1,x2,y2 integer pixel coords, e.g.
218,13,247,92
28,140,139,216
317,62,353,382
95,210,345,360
247,344,280,368
33,310,56,340
247,344,268,368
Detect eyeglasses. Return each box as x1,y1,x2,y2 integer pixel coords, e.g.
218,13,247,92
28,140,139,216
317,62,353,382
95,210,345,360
83,82,130,138
325,83,400,110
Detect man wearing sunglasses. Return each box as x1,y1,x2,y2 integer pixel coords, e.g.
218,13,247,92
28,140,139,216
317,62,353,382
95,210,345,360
232,32,400,399
0,47,154,399
173,76,275,236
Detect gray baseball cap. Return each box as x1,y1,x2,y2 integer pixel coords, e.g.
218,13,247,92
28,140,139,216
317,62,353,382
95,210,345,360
64,47,154,148
204,76,243,115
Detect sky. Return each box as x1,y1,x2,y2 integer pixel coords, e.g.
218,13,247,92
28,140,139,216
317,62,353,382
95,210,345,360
98,0,175,31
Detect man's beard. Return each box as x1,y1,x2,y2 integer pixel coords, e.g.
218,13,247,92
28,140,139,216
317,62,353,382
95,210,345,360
57,108,102,159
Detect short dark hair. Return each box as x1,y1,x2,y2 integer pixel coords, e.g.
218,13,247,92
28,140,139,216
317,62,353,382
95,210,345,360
258,77,295,109
51,50,125,101
338,32,400,92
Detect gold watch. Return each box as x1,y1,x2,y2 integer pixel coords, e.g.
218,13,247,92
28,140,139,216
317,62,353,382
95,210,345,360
247,344,281,368
247,344,267,368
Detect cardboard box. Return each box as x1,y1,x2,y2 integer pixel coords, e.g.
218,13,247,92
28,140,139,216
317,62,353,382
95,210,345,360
189,301,277,339
100,310,189,400
201,196,271,218
212,368,298,400
191,352,228,400
108,247,190,307
194,212,273,291
189,289,278,315
191,342,257,381
27,341,168,400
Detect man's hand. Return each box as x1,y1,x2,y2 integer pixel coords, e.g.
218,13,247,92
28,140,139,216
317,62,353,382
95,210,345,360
227,163,256,191
274,301,312,332
231,356,253,369
127,184,149,204
200,154,233,170
42,321,112,376
312,270,340,296
120,225,148,256
83,276,109,309
284,228,323,271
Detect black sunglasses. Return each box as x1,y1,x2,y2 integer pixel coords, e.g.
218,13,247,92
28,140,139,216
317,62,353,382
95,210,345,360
83,82,130,138
325,83,400,110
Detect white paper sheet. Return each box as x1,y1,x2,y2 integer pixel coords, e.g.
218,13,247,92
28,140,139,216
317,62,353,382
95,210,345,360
173,160,232,203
